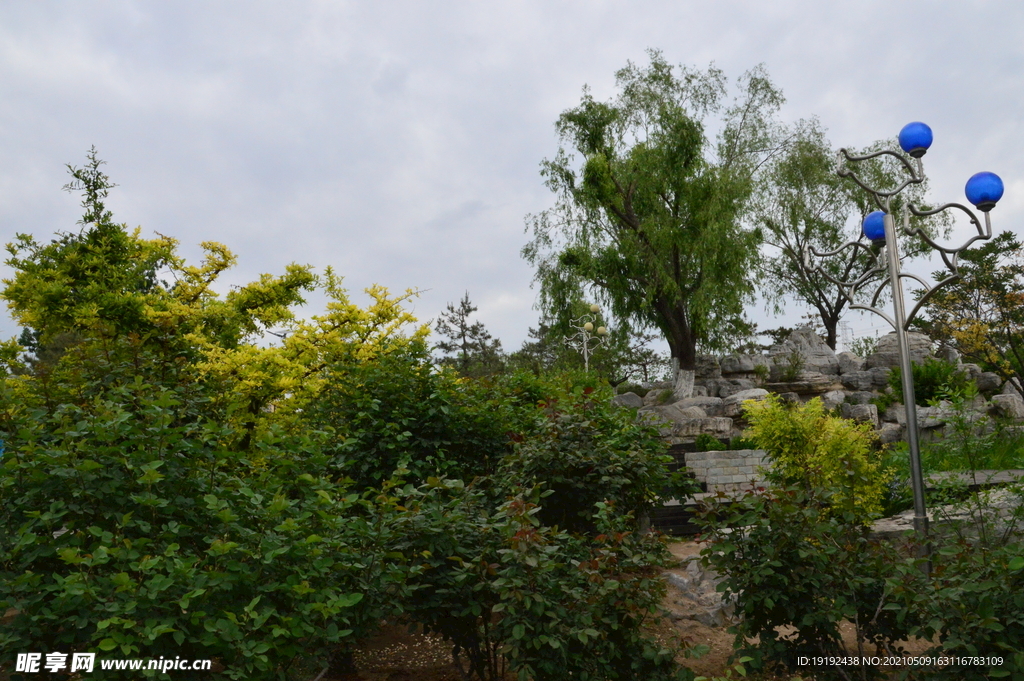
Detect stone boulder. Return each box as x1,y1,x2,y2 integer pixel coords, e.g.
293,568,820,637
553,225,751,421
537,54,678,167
1001,378,1023,396
717,379,757,398
871,489,1024,542
671,417,734,439
769,326,840,375
766,372,843,395
669,404,709,420
700,378,757,398
663,560,737,628
844,391,877,405
841,403,879,429
865,331,933,369
642,389,672,406
916,405,955,430
992,393,1024,420
836,351,866,375
637,406,732,440
840,367,892,392
976,371,1003,393
721,388,769,418
719,353,771,376
694,355,722,379
821,390,846,410
877,422,904,444
883,403,967,430
611,392,644,409
675,396,726,417
960,363,984,381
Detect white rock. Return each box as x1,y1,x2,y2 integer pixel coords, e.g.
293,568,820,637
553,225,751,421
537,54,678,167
841,403,879,429
821,390,846,410
769,326,840,375
836,351,865,375
1000,378,1023,396
865,332,933,369
721,388,770,418
992,393,1024,420
611,392,644,408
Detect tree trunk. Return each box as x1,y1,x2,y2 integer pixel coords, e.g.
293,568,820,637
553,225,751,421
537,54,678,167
655,298,698,371
665,324,697,371
824,323,838,351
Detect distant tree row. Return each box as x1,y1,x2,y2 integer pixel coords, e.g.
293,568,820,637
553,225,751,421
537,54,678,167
432,292,670,385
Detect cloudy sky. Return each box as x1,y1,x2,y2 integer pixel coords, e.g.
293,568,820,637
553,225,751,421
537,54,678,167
2,1,1022,355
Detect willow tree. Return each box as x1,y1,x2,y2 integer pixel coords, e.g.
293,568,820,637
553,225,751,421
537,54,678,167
522,51,785,370
752,121,950,349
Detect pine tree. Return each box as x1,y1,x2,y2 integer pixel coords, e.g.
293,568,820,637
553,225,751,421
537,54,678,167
434,293,503,376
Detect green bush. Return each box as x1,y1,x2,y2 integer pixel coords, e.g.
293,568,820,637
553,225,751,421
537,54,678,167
698,472,1024,680
887,537,1024,680
496,384,689,534
887,356,972,406
309,345,521,490
399,483,695,681
616,382,649,398
697,486,916,679
694,433,726,452
743,395,887,520
778,348,805,382
728,435,758,451
0,381,408,679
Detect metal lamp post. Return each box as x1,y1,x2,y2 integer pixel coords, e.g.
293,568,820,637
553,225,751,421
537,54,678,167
565,303,608,372
805,121,1004,566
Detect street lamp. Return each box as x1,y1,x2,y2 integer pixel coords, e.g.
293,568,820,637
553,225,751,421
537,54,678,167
804,121,1003,568
565,303,608,372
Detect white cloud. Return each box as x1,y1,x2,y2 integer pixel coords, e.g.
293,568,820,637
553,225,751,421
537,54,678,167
2,0,1023,352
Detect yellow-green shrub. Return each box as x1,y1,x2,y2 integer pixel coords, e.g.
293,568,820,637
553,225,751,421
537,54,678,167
743,395,887,520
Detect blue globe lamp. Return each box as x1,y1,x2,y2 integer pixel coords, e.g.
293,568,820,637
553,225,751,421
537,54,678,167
898,122,933,158
862,210,887,242
965,171,1004,212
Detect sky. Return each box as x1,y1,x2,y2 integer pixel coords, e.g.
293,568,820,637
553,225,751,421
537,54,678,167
2,1,1023,356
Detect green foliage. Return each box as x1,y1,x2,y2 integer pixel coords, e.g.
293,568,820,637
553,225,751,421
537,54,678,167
697,486,916,679
777,348,805,382
849,335,877,359
728,435,758,451
694,433,726,452
743,395,886,519
754,125,950,350
401,486,695,681
434,292,504,377
914,230,1024,400
885,356,971,407
523,50,783,369
0,379,407,679
887,533,1024,680
309,345,517,490
616,382,649,398
505,316,670,387
496,386,683,534
0,151,689,680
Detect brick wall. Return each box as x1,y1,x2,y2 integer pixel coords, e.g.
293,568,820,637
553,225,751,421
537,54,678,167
685,449,770,492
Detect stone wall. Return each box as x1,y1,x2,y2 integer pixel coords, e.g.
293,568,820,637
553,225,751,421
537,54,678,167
685,449,770,492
